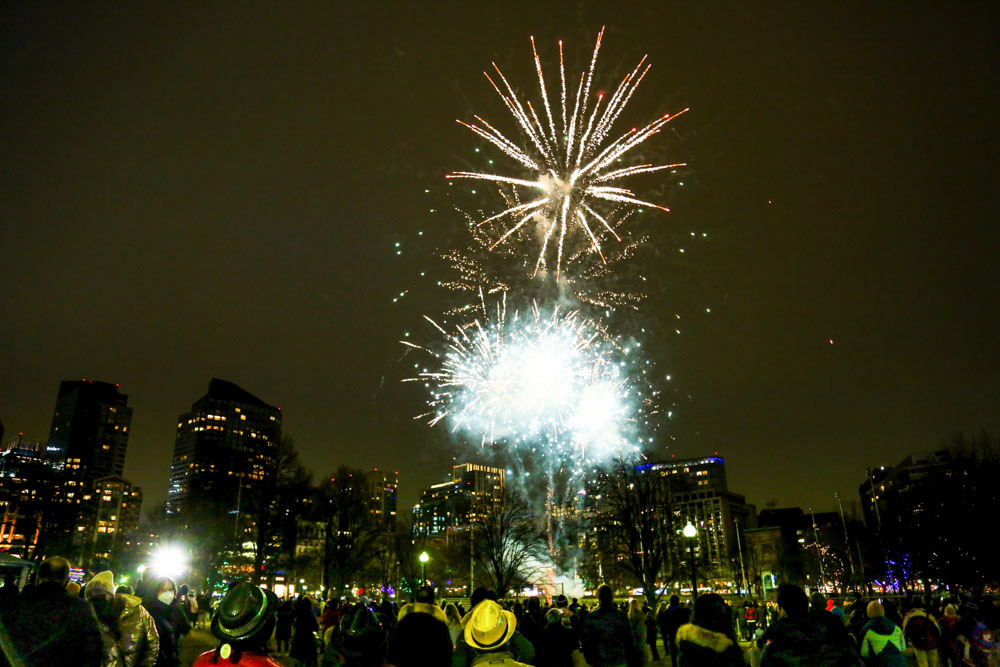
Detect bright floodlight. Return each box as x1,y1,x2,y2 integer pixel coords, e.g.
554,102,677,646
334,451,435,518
419,552,430,563
149,544,189,579
683,522,697,539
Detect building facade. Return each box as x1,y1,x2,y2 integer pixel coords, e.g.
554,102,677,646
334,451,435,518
413,463,505,536
643,456,757,586
47,380,132,481
166,378,282,516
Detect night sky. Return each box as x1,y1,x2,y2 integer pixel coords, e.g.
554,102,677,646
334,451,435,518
2,2,998,518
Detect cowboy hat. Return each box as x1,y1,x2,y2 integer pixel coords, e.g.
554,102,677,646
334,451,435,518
464,600,517,651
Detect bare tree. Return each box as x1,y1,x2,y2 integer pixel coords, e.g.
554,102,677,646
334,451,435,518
317,466,385,597
473,487,546,596
244,435,311,584
593,456,682,609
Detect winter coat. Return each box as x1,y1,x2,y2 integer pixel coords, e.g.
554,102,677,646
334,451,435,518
858,616,906,667
142,598,190,667
901,608,940,650
276,601,295,641
758,614,859,666
387,609,453,667
96,594,160,667
675,623,746,667
657,604,691,644
290,609,319,663
581,605,634,667
939,614,961,664
534,622,580,667
469,651,531,667
0,580,104,667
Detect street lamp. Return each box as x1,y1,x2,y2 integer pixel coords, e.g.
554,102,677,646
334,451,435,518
683,522,698,601
419,551,430,587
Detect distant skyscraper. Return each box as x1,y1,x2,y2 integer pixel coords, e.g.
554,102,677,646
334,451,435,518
368,469,399,526
413,462,505,535
46,380,132,481
73,475,142,572
642,456,757,580
166,378,281,515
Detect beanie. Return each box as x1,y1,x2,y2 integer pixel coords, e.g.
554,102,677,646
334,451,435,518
867,601,885,618
85,571,116,599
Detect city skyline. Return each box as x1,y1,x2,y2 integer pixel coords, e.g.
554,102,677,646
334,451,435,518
2,3,999,519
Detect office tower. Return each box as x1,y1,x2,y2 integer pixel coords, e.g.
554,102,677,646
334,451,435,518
413,462,505,535
47,380,132,481
166,378,281,516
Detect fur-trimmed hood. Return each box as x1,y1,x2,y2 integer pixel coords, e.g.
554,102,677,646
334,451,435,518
677,622,736,653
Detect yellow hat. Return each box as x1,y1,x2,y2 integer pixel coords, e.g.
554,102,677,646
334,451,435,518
85,571,116,599
464,600,517,651
867,601,885,618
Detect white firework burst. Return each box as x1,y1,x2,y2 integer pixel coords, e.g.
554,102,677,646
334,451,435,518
446,27,687,278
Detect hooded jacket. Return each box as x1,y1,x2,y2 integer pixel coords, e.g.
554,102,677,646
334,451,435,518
676,623,745,667
0,581,104,667
859,616,906,667
759,615,858,666
95,593,160,667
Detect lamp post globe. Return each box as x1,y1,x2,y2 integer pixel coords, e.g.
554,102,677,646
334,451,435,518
683,522,698,600
419,551,430,587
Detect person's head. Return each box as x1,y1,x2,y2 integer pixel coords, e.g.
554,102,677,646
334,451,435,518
555,594,568,609
945,604,958,617
211,582,277,659
338,604,386,659
84,571,120,620
65,581,82,596
150,577,176,605
694,594,735,638
465,600,517,653
670,594,680,606
776,585,808,619
627,598,642,618
415,586,435,605
116,585,134,596
867,601,885,619
527,596,540,612
810,592,828,614
470,587,491,608
597,584,614,608
445,602,461,624
296,596,313,614
37,557,71,586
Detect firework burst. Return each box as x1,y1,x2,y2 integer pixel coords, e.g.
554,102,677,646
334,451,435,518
402,293,654,469
447,27,687,278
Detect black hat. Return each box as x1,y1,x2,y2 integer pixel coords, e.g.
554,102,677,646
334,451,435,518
555,594,569,608
338,605,385,657
211,582,275,643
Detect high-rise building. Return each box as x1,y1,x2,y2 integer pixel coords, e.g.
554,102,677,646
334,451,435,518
0,438,54,558
46,380,132,481
72,475,143,572
642,456,757,584
413,463,505,536
858,450,952,532
368,469,399,526
166,378,281,515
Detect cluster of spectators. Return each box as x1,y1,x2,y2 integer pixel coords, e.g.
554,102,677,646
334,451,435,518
0,556,204,666
5,562,999,667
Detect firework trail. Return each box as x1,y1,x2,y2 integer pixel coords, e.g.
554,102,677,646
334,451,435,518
447,27,687,279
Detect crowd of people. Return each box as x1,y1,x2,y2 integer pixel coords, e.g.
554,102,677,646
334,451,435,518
1,558,998,667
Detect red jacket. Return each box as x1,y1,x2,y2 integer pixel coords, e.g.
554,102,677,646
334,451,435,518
192,649,284,666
